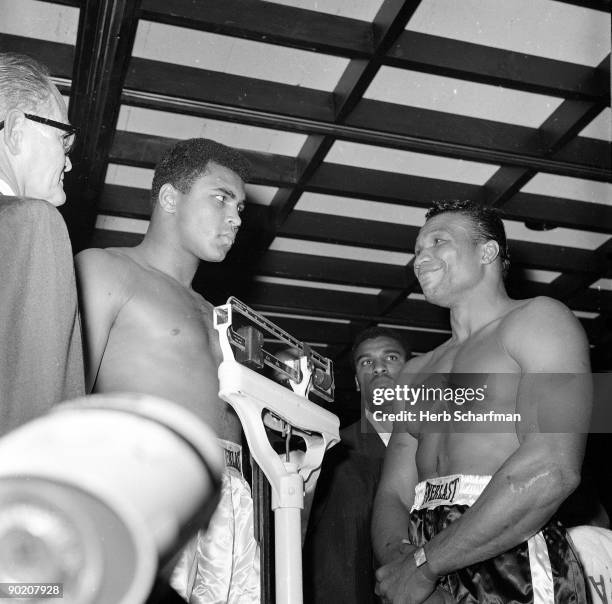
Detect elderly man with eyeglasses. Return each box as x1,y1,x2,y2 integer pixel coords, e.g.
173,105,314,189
0,52,84,436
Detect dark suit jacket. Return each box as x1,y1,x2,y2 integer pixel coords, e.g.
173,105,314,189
0,196,84,436
302,418,386,604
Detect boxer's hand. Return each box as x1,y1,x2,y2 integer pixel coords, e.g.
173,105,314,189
375,547,436,604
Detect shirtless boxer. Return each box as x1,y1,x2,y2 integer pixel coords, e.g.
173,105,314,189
372,200,590,603
76,139,258,603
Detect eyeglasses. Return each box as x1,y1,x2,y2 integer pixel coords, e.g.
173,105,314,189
0,113,78,154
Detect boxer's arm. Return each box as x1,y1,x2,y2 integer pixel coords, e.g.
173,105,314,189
372,429,418,566
418,297,590,576
75,249,126,391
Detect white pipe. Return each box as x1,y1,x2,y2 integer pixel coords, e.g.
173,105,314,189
272,462,304,604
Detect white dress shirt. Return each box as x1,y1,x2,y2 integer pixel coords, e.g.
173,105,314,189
365,409,392,447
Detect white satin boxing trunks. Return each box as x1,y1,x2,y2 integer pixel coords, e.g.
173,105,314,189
408,474,587,603
171,439,260,603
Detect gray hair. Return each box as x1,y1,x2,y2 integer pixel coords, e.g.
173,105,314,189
0,53,54,118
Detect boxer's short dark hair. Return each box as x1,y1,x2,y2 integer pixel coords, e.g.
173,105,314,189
425,199,510,277
151,138,251,207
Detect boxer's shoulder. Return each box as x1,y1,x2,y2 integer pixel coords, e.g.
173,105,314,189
500,296,589,370
76,246,131,274
498,296,579,343
76,246,140,297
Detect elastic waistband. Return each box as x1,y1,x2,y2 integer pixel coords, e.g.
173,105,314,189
412,474,491,511
217,438,243,475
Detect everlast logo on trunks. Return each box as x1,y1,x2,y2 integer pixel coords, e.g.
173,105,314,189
423,477,460,505
224,448,242,473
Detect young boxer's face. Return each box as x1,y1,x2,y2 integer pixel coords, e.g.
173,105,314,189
174,161,246,262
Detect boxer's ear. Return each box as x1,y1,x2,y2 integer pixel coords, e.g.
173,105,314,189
481,240,499,266
158,183,177,214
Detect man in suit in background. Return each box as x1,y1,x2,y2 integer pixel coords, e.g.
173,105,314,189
0,52,83,435
302,326,410,604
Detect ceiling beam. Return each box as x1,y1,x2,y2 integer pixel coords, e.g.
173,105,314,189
99,184,153,217
90,228,143,248
140,0,373,57
280,210,417,251
555,135,611,166
38,0,81,7
0,34,73,78
127,56,335,122
503,192,612,234
257,251,410,289
346,99,610,179
387,32,610,102
59,1,142,252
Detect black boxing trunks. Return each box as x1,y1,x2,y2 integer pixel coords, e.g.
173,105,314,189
408,475,588,603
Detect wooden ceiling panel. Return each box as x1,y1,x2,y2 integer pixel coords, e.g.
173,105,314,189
0,33,73,78
140,0,374,57
387,31,610,101
125,57,335,122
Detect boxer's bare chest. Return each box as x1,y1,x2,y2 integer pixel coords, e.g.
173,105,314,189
101,265,242,441
413,320,522,477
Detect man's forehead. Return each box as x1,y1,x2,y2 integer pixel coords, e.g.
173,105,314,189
203,161,246,198
356,336,404,357
418,212,474,239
